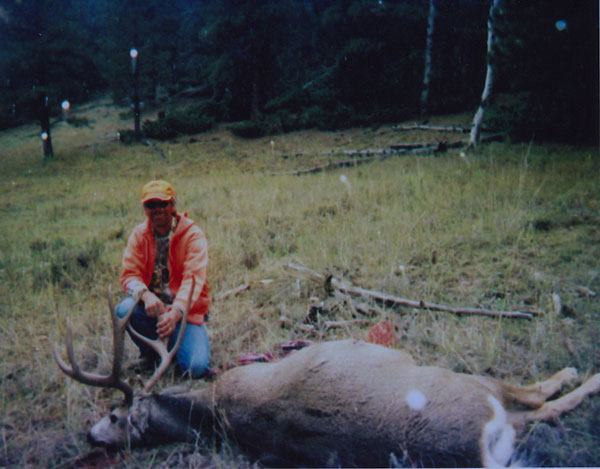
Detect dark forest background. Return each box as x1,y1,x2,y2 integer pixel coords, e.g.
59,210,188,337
0,0,598,144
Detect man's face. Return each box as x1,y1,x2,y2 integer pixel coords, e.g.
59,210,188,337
144,200,176,235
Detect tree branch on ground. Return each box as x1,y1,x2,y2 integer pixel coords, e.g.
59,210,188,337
214,283,251,302
141,138,168,160
272,141,464,176
393,123,470,133
284,262,538,320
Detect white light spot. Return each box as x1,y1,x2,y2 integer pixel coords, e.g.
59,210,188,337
41,132,48,141
339,173,351,196
555,20,567,31
130,48,138,59
406,390,427,411
61,100,70,111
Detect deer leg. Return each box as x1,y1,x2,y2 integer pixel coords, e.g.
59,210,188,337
502,367,579,408
509,373,600,428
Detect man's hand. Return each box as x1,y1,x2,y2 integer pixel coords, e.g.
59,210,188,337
157,308,183,339
141,290,166,318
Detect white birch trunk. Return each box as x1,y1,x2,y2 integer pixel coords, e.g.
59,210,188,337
469,0,501,148
420,0,436,119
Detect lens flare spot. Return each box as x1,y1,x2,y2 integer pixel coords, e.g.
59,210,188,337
406,390,427,411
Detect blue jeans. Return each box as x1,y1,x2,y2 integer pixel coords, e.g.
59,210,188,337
116,297,211,379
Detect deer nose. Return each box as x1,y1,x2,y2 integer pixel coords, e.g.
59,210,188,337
86,431,98,446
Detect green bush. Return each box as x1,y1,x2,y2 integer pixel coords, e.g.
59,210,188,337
142,117,178,140
142,106,214,140
228,120,269,139
488,91,598,144
117,129,138,144
171,110,214,135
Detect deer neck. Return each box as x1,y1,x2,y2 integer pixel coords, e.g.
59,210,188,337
131,390,216,446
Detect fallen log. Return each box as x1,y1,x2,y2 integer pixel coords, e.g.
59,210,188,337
342,148,406,156
393,123,470,133
479,132,505,143
284,262,538,320
277,154,390,176
274,140,464,176
388,142,439,150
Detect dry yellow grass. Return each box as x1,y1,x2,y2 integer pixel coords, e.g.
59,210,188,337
0,99,599,466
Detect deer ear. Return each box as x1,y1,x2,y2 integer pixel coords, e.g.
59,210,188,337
129,399,151,439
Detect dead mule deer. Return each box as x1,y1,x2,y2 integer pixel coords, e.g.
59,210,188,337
55,287,600,467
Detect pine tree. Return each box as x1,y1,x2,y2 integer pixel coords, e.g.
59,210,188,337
0,0,103,156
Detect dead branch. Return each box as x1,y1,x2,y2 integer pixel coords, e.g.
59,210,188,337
277,155,390,176
141,138,168,160
393,123,470,133
214,283,251,302
324,319,373,330
284,262,537,320
575,285,597,297
273,140,465,176
479,132,504,143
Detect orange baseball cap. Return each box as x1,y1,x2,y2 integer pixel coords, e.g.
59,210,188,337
141,180,176,204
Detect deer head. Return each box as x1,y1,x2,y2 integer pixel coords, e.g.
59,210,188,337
54,279,195,447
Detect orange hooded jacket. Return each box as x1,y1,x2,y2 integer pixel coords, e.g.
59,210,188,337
120,212,210,325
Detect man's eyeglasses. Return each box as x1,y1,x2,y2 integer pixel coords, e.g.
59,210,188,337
144,200,170,210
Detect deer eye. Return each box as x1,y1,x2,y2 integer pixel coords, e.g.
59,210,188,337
110,413,118,424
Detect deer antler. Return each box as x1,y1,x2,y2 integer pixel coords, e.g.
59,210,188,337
54,278,197,400
128,277,195,392
53,286,136,405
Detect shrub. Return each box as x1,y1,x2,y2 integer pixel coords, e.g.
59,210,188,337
117,129,138,144
142,106,214,140
142,117,178,140
228,120,269,139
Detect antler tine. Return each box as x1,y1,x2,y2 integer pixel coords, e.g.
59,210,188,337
52,286,136,406
127,277,195,393
107,285,137,385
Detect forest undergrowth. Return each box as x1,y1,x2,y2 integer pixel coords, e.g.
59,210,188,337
0,100,599,467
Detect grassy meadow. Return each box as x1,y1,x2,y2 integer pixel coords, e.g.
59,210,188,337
0,99,599,467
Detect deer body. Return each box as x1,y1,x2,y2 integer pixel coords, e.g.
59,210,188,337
85,339,599,467
212,339,502,467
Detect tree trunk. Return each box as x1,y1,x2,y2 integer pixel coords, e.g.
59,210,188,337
250,42,262,122
40,95,54,159
133,66,141,141
469,0,501,148
420,0,436,120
